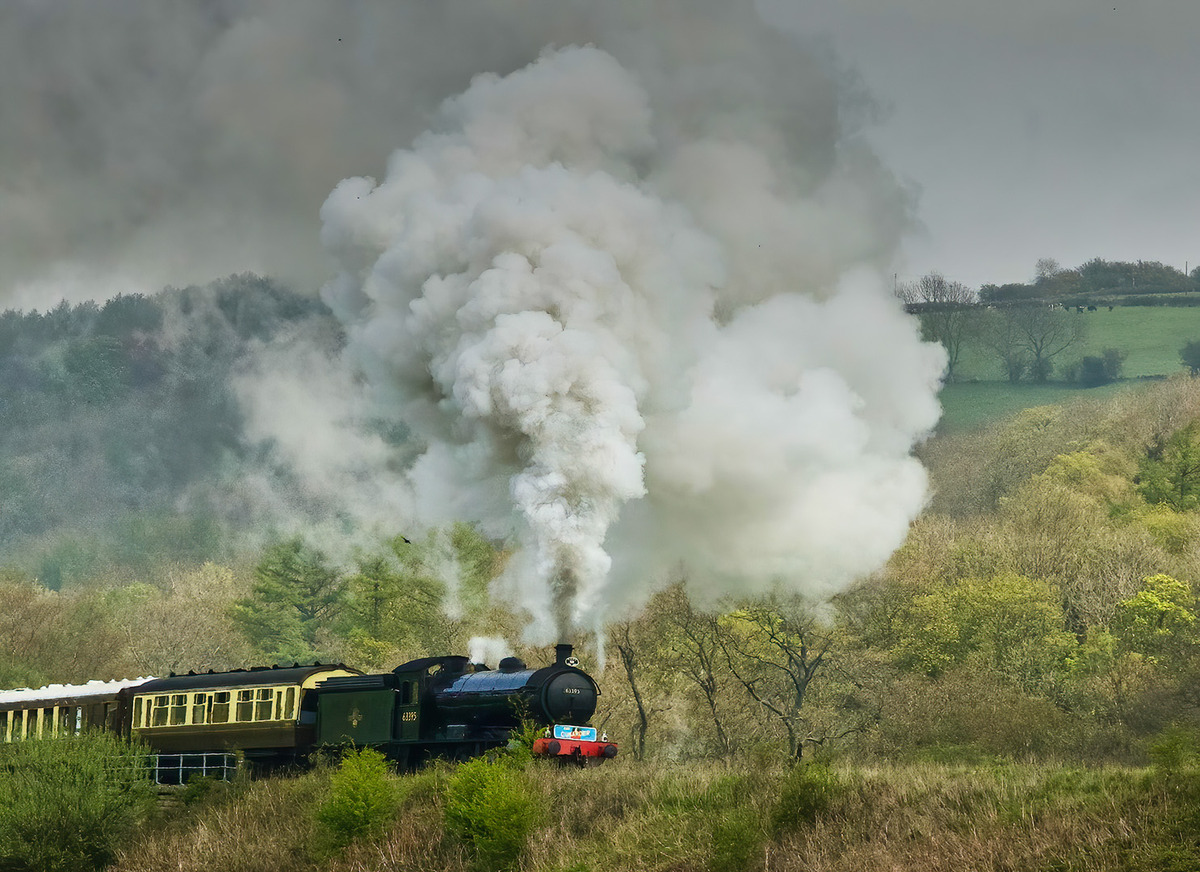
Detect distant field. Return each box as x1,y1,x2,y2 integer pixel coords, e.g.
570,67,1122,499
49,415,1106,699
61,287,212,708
952,306,1200,381
936,306,1200,433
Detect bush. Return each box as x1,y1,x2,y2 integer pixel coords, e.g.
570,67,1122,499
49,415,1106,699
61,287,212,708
314,747,401,853
1148,725,1200,774
1079,356,1110,387
769,763,842,837
1182,340,1200,375
0,732,156,872
710,807,763,872
444,757,541,871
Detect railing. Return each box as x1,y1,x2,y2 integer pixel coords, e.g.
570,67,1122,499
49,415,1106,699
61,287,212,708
150,752,238,785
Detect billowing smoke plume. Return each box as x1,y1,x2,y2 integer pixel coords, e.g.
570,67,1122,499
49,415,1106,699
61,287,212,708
317,43,945,642
4,1,945,642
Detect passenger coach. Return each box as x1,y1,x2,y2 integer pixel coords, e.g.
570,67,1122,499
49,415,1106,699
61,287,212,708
130,663,359,779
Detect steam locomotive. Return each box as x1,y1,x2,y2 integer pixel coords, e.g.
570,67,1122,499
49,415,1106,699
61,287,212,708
0,644,616,782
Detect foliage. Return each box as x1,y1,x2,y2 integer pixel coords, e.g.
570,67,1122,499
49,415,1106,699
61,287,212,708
893,574,1075,687
314,747,401,854
443,757,541,871
709,807,763,872
769,762,842,836
981,258,1196,302
230,537,343,664
1137,424,1200,511
874,669,1077,760
1075,347,1125,387
1147,724,1200,774
0,732,156,872
0,275,334,573
338,525,499,669
1112,574,1197,665
1181,339,1200,375
1131,503,1197,555
718,597,837,758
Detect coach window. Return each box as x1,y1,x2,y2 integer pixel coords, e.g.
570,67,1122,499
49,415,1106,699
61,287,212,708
168,694,187,726
235,690,254,722
274,687,295,721
0,712,8,742
191,693,208,725
210,691,231,723
254,688,273,721
151,695,170,727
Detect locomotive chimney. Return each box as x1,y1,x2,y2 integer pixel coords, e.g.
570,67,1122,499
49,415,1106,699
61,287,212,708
555,643,573,666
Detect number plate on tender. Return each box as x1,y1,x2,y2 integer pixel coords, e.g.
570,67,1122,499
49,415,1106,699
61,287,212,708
553,724,596,741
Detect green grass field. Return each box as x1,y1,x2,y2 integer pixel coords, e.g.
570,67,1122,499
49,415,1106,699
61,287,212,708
936,380,1141,434
936,307,1200,433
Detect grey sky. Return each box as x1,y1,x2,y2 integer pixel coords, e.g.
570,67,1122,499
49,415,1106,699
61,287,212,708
766,0,1200,287
1,0,1195,306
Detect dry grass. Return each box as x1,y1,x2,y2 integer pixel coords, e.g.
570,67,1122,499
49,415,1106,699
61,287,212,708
111,757,1199,872
111,773,327,872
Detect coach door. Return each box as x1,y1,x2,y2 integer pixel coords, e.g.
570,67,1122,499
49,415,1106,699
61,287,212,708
395,677,419,741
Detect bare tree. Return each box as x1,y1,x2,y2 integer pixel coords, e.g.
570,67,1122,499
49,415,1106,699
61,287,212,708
1035,258,1063,282
986,305,1083,383
897,272,980,381
717,596,836,759
608,595,679,762
660,584,734,758
610,620,654,761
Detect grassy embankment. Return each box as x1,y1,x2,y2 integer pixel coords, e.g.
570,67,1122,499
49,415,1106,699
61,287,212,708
111,754,1200,872
938,306,1200,433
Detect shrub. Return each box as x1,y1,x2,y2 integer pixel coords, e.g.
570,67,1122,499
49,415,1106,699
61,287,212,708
1181,339,1200,375
1148,725,1200,774
1079,356,1110,387
314,747,401,853
0,732,156,872
710,807,763,872
444,757,541,871
769,763,842,837
1102,347,1126,380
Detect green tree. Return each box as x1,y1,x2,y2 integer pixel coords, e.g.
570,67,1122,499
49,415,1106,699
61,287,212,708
1138,424,1200,511
315,748,401,853
63,335,130,404
444,757,541,871
1112,574,1198,666
893,574,1076,690
230,537,343,664
339,526,499,668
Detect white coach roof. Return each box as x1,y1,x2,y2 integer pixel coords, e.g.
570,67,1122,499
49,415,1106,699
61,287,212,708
0,677,154,707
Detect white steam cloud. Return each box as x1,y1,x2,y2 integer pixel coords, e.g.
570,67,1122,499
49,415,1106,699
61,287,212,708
315,45,945,642
4,1,945,641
